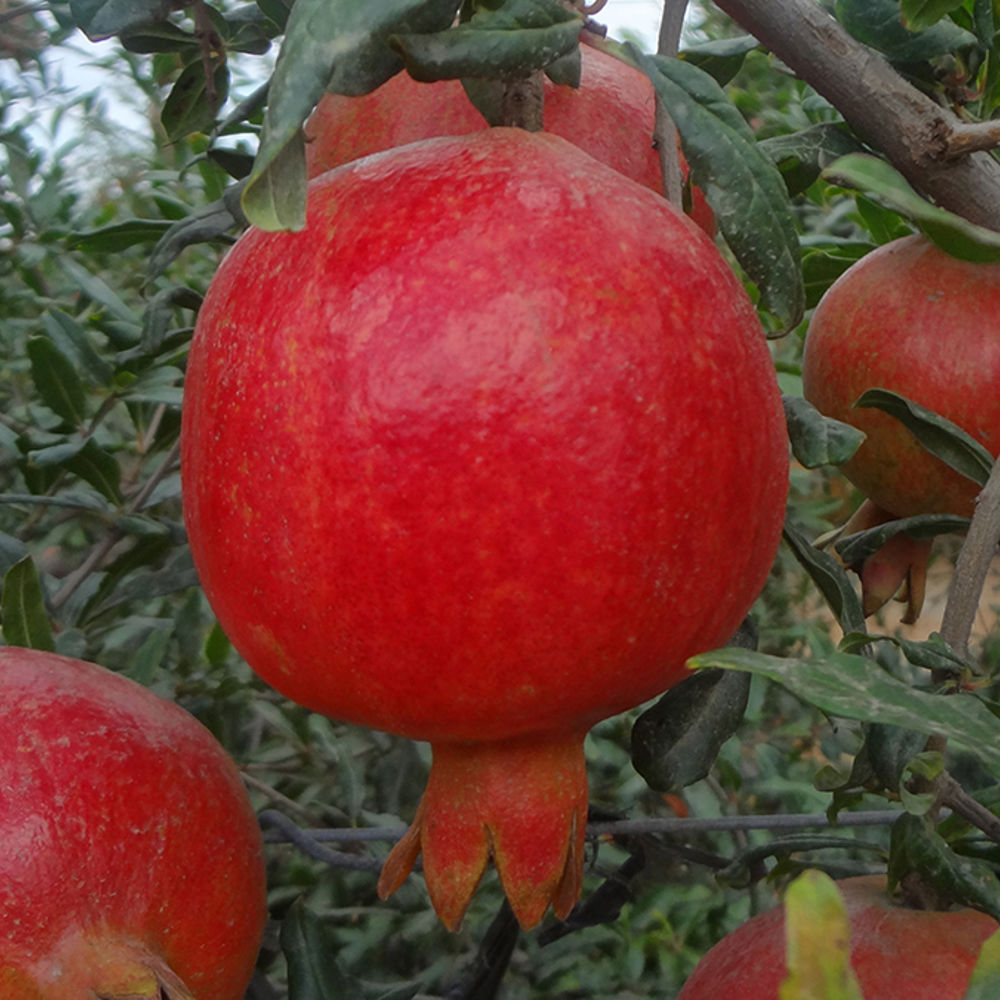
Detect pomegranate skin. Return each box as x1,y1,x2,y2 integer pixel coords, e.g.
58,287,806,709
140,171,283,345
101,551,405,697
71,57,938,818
802,235,1000,519
0,647,267,1000
304,43,716,234
182,128,787,926
678,875,999,999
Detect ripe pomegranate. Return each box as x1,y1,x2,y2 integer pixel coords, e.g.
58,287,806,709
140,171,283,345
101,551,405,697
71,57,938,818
181,127,787,930
801,235,1000,619
0,646,267,1000
678,875,999,999
304,41,716,235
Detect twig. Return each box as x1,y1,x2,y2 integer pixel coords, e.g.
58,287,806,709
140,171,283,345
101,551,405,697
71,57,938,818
939,460,1000,664
945,121,1000,159
936,773,1000,845
711,0,1000,231
654,0,686,210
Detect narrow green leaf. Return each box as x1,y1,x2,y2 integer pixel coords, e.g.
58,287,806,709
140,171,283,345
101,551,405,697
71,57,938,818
782,519,867,635
679,34,759,86
840,630,968,675
128,627,171,686
65,218,174,253
801,241,874,308
824,154,1000,262
785,395,866,469
161,59,230,142
242,0,460,231
69,0,173,40
119,21,199,53
965,928,1000,1000
854,388,995,487
64,440,124,504
834,512,972,566
392,0,580,81
890,813,1000,920
835,0,977,61
58,256,139,323
1,556,55,651
689,647,1000,776
26,335,87,427
779,870,864,1000
623,43,804,332
759,123,864,198
41,309,114,384
900,0,969,33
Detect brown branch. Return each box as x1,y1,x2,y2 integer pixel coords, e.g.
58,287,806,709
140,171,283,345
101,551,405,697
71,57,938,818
711,0,1000,231
939,461,1000,664
945,121,1000,159
654,0,687,211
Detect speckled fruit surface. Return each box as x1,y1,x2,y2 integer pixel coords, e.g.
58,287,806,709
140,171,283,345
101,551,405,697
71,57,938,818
802,234,1000,518
181,127,787,929
678,875,999,999
0,646,267,1000
304,42,715,234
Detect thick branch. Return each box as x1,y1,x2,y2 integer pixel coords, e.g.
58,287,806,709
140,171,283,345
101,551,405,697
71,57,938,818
712,0,1000,232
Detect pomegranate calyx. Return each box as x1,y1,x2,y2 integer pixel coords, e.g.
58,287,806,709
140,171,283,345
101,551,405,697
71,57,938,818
839,499,933,623
378,732,589,931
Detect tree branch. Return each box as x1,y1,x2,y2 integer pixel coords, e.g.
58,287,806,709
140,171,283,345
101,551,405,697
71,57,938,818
711,0,1000,231
655,0,687,210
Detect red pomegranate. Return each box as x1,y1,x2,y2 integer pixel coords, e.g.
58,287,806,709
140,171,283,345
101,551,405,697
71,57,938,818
0,646,267,1000
181,127,787,929
801,235,1000,620
304,41,716,234
678,875,999,999
802,235,1000,520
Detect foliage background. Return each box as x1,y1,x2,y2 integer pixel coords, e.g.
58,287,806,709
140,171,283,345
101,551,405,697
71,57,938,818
2,0,999,997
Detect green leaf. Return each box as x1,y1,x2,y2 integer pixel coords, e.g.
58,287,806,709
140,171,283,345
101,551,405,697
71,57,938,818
890,812,1000,920
64,440,124,505
391,0,581,82
66,218,174,253
854,388,995,487
784,395,866,469
759,123,864,198
41,310,114,385
835,0,978,62
58,256,139,323
779,870,864,1000
840,629,968,674
689,647,1000,777
281,898,421,1000
824,154,1000,262
631,667,751,793
834,513,972,566
624,44,804,332
679,34,759,87
800,241,874,309
119,21,199,53
69,0,173,40
161,59,231,142
865,721,931,791
242,0,461,231
26,335,87,427
1,556,55,651
141,286,203,354
965,928,1000,1000
900,0,968,32
782,518,867,635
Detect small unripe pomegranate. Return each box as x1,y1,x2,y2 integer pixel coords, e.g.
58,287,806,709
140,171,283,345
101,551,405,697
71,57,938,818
0,646,267,1000
182,127,787,929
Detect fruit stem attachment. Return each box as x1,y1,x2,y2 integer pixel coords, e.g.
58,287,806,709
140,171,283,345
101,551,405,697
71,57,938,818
377,731,589,931
500,72,545,131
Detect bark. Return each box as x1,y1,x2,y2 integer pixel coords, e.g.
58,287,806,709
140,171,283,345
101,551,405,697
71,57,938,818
712,0,1000,232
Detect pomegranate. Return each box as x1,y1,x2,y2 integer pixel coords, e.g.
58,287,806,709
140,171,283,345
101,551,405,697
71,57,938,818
181,127,787,929
678,875,999,999
801,235,1000,619
304,41,716,234
0,646,267,1000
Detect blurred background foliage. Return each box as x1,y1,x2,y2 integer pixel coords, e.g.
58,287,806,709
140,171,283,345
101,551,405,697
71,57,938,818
1,0,999,997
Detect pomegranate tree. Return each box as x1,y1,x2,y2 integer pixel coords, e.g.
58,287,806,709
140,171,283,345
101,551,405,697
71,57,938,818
677,875,999,999
0,646,267,1000
304,42,716,234
181,127,788,929
801,235,1000,619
